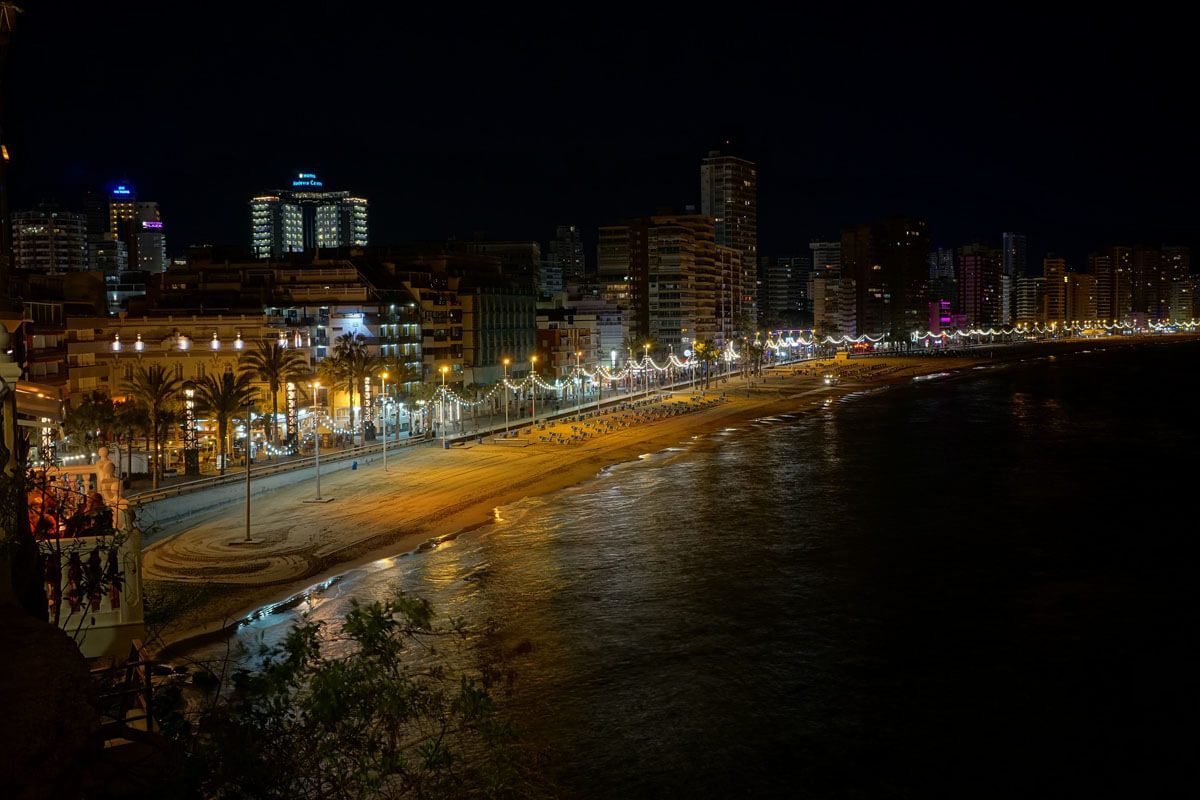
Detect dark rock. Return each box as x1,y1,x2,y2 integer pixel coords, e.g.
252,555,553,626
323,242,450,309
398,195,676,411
0,605,100,800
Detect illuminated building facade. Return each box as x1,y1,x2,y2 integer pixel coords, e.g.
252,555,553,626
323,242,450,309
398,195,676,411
13,205,87,273
250,172,368,259
701,150,758,323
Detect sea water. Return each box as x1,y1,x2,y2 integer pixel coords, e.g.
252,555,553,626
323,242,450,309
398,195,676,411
180,341,1199,797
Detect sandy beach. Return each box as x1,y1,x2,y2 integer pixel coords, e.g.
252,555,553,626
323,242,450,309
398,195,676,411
143,353,994,654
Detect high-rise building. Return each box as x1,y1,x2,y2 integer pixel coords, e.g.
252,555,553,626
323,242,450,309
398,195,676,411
809,240,841,273
1168,280,1193,323
1089,251,1131,322
841,217,929,336
809,264,838,336
1001,233,1027,326
1163,245,1191,285
957,243,1002,327
1066,273,1097,322
1014,275,1042,324
596,214,742,348
1002,232,1028,278
549,225,586,285
103,184,168,273
1042,256,1068,326
1132,247,1168,318
928,246,957,312
701,150,757,326
12,205,87,273
758,256,812,320
88,233,126,278
250,171,368,259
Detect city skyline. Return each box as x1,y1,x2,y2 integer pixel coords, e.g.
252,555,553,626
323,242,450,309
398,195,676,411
4,5,1196,267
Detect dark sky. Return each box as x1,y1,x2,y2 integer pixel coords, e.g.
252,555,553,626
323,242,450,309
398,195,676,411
6,4,1197,269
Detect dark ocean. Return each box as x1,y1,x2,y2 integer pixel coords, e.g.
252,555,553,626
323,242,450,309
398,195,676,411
186,341,1199,798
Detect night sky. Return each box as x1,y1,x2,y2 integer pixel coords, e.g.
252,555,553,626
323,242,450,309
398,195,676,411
6,4,1197,268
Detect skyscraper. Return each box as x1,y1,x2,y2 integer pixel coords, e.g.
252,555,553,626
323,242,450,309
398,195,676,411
928,246,957,312
12,205,87,273
549,225,586,285
701,150,757,326
250,171,368,259
1132,247,1168,319
957,244,1002,327
1042,256,1068,326
1002,232,1027,278
758,256,812,321
841,217,929,336
1089,250,1132,322
597,214,742,348
105,184,168,273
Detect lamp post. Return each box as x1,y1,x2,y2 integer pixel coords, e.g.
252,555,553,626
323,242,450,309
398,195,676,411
503,358,510,433
303,382,333,503
181,380,199,476
575,350,582,407
243,402,253,542
530,356,538,425
642,343,650,397
440,365,448,446
380,371,388,472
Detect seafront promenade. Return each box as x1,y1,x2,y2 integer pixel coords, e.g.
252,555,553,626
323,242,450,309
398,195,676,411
144,354,979,649
141,334,1200,651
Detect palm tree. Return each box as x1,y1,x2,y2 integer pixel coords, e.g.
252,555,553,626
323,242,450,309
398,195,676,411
747,341,766,378
122,364,181,488
239,341,309,451
62,391,114,454
344,348,381,443
194,372,258,474
693,340,718,390
318,355,354,442
112,400,149,479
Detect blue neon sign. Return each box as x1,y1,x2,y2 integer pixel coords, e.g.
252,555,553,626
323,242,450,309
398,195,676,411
112,184,132,195
292,171,323,187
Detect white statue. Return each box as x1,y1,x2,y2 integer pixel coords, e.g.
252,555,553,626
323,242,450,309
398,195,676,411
96,446,120,506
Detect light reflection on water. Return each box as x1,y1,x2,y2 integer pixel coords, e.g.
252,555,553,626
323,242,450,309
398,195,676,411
178,344,1199,798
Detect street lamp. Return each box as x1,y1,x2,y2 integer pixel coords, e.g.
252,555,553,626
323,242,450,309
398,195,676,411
242,401,254,542
503,358,510,433
575,350,582,406
530,355,538,425
181,380,199,476
440,365,448,446
643,343,650,397
303,382,333,503
380,371,388,472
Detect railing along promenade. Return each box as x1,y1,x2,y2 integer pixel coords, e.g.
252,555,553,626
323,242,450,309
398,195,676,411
125,353,816,511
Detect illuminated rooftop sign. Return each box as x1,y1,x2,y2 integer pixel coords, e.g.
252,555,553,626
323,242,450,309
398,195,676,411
292,171,323,188
112,185,132,196
142,221,163,229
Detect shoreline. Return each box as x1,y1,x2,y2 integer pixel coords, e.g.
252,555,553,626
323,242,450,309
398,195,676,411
145,335,1200,658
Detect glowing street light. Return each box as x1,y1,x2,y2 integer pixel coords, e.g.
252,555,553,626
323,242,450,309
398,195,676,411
380,371,389,472
530,355,538,425
575,350,583,405
303,382,333,504
643,343,650,397
503,358,511,433
440,366,449,446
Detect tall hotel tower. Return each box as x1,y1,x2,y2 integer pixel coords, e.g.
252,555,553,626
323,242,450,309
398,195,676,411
700,150,757,324
251,171,368,259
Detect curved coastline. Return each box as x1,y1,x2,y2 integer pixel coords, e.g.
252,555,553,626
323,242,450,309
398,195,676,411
147,335,1200,659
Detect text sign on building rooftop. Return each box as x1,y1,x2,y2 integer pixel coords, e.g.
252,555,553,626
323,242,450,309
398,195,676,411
292,171,323,188
112,185,132,195
142,221,163,229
